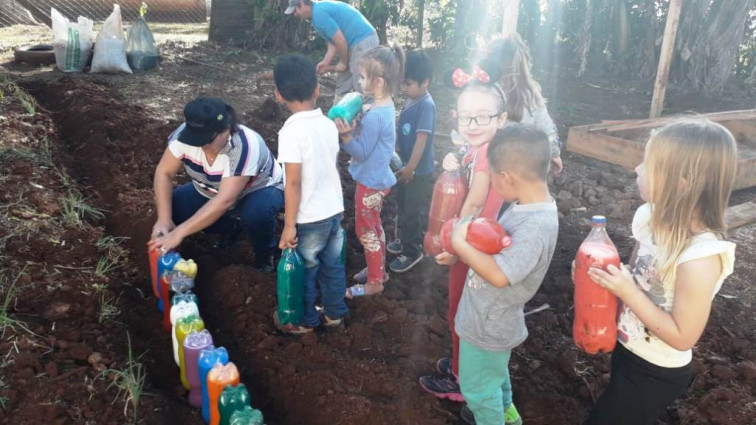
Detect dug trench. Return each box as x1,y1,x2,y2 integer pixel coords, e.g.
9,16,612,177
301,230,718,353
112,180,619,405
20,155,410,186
18,77,756,425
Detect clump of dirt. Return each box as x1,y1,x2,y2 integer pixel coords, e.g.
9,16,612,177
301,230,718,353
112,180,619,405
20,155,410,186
9,76,756,425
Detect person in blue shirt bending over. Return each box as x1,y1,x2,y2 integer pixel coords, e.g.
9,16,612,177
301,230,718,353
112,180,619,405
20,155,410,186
285,0,379,99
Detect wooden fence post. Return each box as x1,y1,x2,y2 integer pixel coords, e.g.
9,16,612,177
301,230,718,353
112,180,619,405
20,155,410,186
649,0,682,119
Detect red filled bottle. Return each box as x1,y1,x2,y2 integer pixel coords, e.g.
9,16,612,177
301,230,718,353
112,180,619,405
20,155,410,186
573,215,620,354
148,247,160,298
440,217,512,256
424,167,467,257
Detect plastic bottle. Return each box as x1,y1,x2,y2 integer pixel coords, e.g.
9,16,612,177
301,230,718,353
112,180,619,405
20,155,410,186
148,247,160,298
157,251,182,312
171,301,199,365
440,217,513,256
327,92,363,123
573,215,620,354
162,271,196,332
276,248,305,326
170,270,195,294
199,347,229,424
207,362,240,425
423,165,468,256
230,406,264,425
174,258,198,279
177,315,205,389
219,383,251,425
171,292,199,308
183,329,213,408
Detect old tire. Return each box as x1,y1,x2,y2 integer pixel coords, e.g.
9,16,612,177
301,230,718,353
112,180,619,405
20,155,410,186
14,44,56,65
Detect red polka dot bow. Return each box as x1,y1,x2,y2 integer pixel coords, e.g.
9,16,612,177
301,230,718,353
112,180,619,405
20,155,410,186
451,66,491,87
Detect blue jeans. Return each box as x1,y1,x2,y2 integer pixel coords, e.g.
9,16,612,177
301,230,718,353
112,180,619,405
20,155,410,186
172,183,284,262
296,214,348,326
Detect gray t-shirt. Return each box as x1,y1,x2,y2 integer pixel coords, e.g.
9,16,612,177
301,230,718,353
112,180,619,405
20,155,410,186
455,200,559,351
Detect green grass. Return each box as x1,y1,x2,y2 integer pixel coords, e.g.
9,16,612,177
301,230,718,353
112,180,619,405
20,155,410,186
102,333,146,424
0,269,33,337
94,257,120,278
59,192,105,227
98,293,121,324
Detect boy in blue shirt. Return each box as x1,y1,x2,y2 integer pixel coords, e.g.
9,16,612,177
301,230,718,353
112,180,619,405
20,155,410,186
285,0,379,97
388,51,436,273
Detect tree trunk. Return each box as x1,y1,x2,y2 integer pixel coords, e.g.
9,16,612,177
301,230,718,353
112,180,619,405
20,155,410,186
415,0,425,47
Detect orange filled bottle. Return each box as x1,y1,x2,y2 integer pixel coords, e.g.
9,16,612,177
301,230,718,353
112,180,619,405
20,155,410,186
207,362,240,425
440,217,512,256
423,166,467,256
573,215,620,354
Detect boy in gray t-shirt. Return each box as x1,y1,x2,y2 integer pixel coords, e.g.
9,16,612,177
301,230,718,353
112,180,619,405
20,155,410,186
450,124,558,425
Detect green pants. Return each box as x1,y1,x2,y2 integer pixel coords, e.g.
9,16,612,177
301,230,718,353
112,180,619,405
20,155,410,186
459,339,513,425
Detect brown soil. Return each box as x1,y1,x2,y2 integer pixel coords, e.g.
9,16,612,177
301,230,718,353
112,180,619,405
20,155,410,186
1,29,754,424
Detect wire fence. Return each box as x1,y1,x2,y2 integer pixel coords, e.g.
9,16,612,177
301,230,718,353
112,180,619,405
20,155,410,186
0,0,209,27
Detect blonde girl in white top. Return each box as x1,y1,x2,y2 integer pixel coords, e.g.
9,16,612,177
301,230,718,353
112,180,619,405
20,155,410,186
585,119,738,425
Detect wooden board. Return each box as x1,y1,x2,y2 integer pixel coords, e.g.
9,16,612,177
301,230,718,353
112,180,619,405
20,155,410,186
726,201,756,230
566,110,756,190
566,126,645,170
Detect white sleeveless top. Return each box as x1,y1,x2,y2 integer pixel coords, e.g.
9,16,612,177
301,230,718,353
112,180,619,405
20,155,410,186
617,204,736,368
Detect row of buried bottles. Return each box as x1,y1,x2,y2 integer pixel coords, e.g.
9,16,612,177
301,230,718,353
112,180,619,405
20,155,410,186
147,250,265,425
424,153,621,354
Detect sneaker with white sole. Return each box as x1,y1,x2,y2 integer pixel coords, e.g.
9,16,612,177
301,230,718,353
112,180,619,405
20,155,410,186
460,404,522,425
418,374,464,402
389,252,423,273
387,239,403,255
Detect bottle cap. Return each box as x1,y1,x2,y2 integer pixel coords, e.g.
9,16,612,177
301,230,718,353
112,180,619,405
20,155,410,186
591,215,607,224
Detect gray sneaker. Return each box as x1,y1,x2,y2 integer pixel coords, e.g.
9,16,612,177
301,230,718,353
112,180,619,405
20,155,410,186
387,239,403,255
389,253,423,273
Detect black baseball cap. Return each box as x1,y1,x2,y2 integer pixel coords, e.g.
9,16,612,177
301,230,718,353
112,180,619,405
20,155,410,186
178,97,231,147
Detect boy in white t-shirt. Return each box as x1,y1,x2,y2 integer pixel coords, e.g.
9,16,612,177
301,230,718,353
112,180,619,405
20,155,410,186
273,54,348,334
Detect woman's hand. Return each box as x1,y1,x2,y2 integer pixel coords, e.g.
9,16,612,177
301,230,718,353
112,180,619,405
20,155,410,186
147,229,184,253
435,252,458,266
588,263,639,300
551,157,564,175
442,153,460,171
151,220,175,241
316,61,330,75
279,225,298,250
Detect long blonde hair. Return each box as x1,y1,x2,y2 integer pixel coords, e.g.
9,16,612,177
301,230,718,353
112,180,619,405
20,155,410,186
645,119,738,284
486,33,545,122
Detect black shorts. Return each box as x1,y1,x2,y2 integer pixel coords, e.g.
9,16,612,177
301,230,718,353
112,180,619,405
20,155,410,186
584,343,694,425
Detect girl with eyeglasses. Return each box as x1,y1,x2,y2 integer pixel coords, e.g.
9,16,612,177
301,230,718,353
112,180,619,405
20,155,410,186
419,60,510,404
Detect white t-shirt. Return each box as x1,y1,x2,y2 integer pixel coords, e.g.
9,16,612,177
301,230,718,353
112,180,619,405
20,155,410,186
277,108,344,224
617,203,736,367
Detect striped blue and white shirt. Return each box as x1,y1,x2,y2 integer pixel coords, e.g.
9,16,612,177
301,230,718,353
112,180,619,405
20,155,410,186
168,124,283,200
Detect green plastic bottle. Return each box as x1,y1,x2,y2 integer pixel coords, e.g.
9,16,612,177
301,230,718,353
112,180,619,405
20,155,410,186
230,406,264,425
276,248,305,326
219,383,251,425
327,92,363,123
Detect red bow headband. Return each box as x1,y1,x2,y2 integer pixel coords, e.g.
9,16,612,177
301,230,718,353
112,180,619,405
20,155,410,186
451,66,491,87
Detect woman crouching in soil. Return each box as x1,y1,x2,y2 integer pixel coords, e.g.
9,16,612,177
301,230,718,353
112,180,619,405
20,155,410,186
148,96,284,271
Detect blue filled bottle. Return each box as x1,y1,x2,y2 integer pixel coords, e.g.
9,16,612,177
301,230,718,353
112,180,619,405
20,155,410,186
157,251,182,312
198,346,229,424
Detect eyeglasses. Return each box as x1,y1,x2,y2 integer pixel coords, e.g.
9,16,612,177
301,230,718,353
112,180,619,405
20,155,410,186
457,114,500,127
